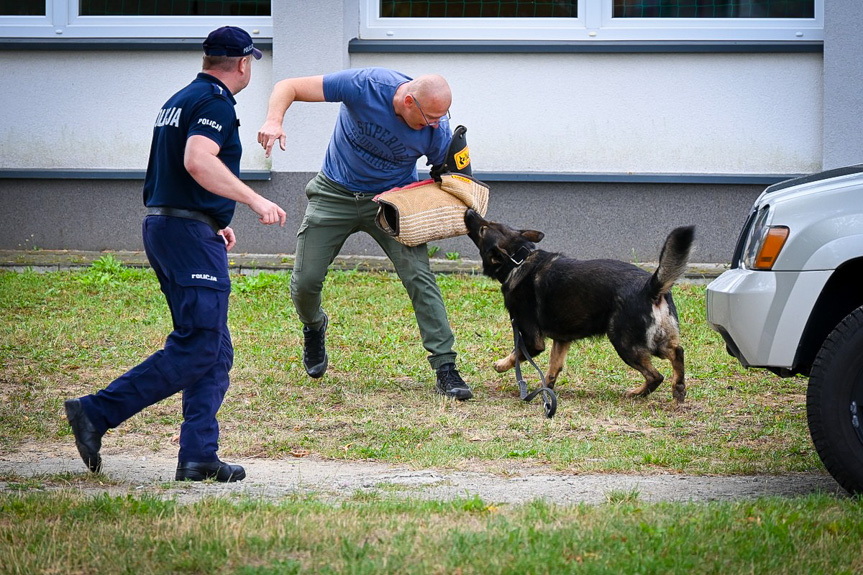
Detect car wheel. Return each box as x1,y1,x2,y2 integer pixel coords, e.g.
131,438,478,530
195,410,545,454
807,305,863,495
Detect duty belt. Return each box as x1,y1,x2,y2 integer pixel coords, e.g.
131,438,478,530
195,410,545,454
146,207,220,234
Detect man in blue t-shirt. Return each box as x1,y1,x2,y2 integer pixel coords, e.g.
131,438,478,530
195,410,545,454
64,26,286,483
257,67,473,401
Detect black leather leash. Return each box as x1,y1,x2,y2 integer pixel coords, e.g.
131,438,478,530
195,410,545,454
511,318,558,418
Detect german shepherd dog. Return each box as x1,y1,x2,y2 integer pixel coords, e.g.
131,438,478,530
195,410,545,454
464,209,695,403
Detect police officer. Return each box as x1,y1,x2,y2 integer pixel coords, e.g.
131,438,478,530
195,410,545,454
64,26,286,482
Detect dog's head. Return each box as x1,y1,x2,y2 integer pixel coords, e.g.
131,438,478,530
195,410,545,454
464,209,544,282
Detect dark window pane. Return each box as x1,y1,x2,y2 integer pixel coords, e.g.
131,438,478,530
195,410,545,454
380,1,577,18
613,0,814,18
0,0,45,15
79,0,270,16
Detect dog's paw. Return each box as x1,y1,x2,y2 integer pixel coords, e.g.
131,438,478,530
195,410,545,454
493,359,511,373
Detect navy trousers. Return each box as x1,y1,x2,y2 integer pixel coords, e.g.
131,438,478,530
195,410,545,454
79,215,233,463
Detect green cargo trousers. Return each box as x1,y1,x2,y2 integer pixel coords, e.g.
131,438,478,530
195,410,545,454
290,172,457,370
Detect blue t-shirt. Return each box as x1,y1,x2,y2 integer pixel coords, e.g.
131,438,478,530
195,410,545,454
321,67,452,193
142,73,241,229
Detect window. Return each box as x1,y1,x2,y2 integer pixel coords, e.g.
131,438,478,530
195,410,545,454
78,0,269,16
362,0,822,42
0,0,271,38
0,0,45,16
613,1,813,18
380,1,578,17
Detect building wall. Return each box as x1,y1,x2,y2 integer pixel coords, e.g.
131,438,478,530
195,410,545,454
247,2,825,177
823,2,863,170
0,49,273,172
0,174,761,263
1,2,858,264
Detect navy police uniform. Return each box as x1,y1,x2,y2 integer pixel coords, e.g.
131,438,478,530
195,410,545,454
77,72,242,464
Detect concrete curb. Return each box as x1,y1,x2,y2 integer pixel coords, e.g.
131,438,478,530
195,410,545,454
0,249,728,282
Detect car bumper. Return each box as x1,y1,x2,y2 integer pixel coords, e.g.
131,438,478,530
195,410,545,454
706,267,832,370
706,268,776,368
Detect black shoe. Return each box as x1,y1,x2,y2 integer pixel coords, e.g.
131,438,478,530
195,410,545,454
302,313,329,379
435,363,473,401
175,460,246,482
64,398,103,473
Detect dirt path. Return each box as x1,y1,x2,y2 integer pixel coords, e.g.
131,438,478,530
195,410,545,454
0,443,845,505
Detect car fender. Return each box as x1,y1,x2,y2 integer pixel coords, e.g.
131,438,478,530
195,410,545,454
770,198,863,271
801,231,863,271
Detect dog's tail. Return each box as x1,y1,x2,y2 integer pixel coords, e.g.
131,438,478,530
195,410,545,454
647,226,695,300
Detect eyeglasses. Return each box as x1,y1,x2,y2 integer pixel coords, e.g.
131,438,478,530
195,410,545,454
411,94,451,127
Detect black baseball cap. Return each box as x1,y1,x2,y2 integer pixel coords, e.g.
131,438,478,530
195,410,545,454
203,26,263,60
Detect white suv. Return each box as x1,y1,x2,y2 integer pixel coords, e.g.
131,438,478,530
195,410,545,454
706,164,863,495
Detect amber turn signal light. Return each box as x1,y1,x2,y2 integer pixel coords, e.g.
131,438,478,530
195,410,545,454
753,226,790,270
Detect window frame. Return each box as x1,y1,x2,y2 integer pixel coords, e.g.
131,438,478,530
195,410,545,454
0,0,272,39
359,0,823,43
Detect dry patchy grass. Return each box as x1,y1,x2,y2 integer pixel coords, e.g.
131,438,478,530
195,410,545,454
0,268,818,476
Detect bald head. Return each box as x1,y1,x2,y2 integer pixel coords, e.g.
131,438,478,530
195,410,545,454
393,73,453,130
406,74,452,112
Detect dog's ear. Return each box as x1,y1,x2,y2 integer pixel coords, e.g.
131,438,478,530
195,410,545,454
521,230,544,243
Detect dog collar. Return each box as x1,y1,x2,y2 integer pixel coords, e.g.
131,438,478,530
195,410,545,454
507,245,533,266
496,245,533,279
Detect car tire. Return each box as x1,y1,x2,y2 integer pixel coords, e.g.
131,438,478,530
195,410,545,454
807,305,863,495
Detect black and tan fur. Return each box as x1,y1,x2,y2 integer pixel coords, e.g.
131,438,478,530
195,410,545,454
464,209,695,403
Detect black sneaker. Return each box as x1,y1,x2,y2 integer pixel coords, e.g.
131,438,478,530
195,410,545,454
435,363,473,400
302,313,329,378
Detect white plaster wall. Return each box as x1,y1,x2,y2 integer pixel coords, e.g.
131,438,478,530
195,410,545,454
256,0,824,177
0,49,273,171
0,48,823,176
823,2,863,170
266,1,350,173
347,51,823,175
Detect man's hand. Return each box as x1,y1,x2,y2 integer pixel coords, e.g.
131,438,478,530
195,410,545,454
184,135,287,227
257,76,326,158
257,119,286,158
219,227,237,251
250,196,287,226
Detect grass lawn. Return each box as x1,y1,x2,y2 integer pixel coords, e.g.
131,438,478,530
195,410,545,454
1,259,859,574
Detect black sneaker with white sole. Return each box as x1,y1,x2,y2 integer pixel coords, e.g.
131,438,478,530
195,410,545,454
302,313,329,378
435,363,473,400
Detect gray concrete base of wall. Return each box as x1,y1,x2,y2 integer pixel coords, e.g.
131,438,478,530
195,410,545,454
0,172,762,264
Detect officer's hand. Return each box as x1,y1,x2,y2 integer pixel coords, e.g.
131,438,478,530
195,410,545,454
251,197,287,227
257,119,287,159
219,227,237,251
